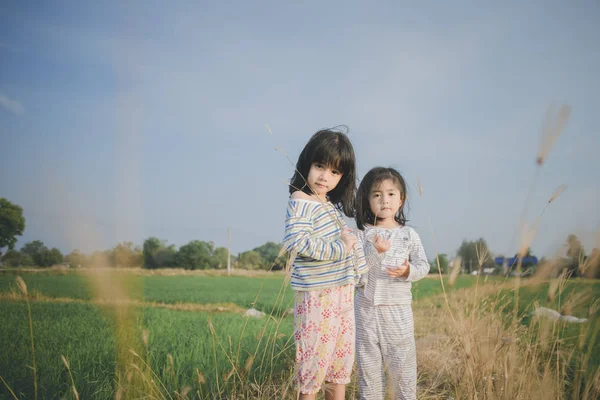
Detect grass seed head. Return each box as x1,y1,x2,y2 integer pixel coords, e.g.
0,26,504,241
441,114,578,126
61,355,70,369
244,355,255,373
181,386,191,397
15,276,27,296
196,368,206,384
449,256,462,287
548,184,567,204
536,104,571,166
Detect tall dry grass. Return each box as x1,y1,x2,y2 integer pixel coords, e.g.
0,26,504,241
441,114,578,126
408,103,598,400
413,276,599,400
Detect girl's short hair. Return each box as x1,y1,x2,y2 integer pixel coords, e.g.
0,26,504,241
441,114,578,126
356,167,408,230
289,127,357,217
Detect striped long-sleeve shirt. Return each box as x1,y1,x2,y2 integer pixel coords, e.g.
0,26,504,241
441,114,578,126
358,225,430,305
283,198,368,291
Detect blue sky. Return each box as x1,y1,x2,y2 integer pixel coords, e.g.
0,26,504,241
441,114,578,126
1,1,599,259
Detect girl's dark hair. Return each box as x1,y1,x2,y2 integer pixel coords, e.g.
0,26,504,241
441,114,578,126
289,127,357,217
356,167,408,230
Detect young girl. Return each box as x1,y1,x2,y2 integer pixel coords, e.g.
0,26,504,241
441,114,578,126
354,167,430,400
283,128,368,400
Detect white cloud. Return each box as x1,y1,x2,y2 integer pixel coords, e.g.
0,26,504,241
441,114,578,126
0,93,25,115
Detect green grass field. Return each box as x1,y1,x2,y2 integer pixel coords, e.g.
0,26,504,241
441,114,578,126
1,301,293,399
0,273,479,309
0,273,296,314
0,271,598,399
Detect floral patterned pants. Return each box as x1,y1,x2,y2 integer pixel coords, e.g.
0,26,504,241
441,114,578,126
294,284,355,394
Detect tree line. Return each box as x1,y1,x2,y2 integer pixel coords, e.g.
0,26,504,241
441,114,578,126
431,235,599,279
0,198,287,270
1,237,285,271
1,197,598,277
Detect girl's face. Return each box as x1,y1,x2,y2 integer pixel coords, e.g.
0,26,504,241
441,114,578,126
369,179,403,223
307,162,343,198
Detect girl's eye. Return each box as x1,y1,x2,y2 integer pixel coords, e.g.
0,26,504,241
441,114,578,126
314,164,323,169
332,170,341,175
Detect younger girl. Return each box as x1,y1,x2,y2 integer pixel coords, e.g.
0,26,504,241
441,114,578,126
283,128,368,400
355,167,430,400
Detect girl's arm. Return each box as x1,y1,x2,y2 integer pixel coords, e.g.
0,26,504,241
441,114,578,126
405,229,430,281
353,230,369,275
282,200,347,261
358,229,384,268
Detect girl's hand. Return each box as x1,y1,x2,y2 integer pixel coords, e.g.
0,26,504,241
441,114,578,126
340,228,357,253
386,259,410,278
372,234,391,254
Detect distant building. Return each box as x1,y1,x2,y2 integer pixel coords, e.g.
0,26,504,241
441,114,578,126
495,256,538,276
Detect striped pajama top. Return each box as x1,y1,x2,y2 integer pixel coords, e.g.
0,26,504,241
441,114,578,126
358,225,430,305
283,198,368,291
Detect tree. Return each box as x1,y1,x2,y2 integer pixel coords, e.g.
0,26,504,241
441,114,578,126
0,198,26,257
1,249,33,267
21,240,48,267
211,246,229,269
65,249,88,268
566,234,585,258
46,248,64,266
237,250,263,269
89,250,111,267
143,237,162,269
429,253,449,274
565,234,585,277
456,238,494,274
155,245,178,268
20,253,34,267
177,240,213,270
19,241,63,267
1,249,21,267
111,242,142,267
252,242,284,270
